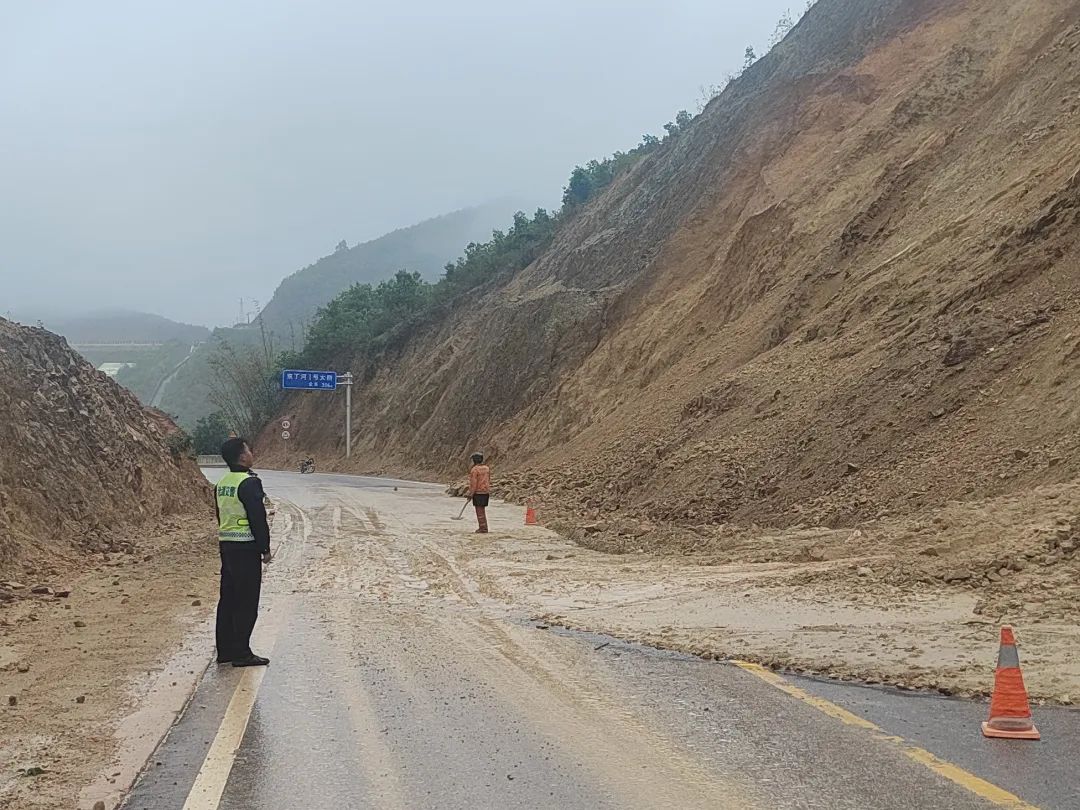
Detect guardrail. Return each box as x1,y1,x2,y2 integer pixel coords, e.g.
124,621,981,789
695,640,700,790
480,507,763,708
197,455,226,467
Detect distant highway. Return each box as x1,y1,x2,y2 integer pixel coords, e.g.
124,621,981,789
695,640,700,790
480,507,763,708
150,343,201,407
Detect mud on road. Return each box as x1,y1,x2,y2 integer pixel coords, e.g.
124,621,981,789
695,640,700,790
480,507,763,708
126,470,1078,810
461,534,1080,705
5,469,1079,809
0,516,218,810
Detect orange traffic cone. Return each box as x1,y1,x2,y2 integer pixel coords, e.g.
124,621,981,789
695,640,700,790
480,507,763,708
524,500,538,526
982,625,1040,740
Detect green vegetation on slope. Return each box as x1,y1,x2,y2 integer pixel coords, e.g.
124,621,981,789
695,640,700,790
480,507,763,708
158,106,702,432
191,412,230,454
40,310,207,411
255,201,525,337
154,348,215,429
292,113,695,374
156,203,518,429
289,208,559,368
562,113,690,209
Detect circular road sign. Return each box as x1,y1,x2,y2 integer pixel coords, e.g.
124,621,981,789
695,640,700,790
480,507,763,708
282,419,291,430
281,430,291,440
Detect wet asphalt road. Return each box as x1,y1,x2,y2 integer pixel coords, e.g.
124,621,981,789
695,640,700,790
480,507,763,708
122,470,1079,810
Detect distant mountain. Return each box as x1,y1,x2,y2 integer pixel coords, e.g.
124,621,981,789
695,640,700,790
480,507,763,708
156,199,527,428
44,309,209,345
255,201,524,338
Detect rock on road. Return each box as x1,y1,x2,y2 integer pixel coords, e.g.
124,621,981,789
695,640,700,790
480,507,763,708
123,470,1078,810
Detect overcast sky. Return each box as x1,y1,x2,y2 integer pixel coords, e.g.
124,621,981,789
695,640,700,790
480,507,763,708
1,0,798,326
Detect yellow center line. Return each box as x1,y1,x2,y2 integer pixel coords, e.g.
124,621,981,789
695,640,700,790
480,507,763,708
180,667,266,810
731,661,1040,810
180,506,293,810
179,592,288,810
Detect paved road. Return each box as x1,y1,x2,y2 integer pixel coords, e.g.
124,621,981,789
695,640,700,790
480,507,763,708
149,342,199,407
123,471,1078,809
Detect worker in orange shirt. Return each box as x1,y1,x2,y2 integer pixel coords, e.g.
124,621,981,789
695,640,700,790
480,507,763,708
467,452,491,533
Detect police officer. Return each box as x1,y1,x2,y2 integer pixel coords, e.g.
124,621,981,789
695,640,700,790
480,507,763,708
215,437,272,667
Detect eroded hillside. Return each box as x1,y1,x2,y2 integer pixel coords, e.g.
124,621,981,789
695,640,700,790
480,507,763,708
268,0,1080,537
0,318,212,578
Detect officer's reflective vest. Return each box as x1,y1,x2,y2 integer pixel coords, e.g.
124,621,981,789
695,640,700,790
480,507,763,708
216,471,255,542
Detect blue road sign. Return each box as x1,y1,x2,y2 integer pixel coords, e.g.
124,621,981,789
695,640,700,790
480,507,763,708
281,369,338,390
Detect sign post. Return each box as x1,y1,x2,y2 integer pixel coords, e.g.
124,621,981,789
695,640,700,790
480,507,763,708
340,373,354,458
280,369,353,458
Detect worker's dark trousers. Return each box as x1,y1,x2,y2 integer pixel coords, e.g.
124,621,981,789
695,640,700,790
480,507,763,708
216,542,263,660
473,493,490,533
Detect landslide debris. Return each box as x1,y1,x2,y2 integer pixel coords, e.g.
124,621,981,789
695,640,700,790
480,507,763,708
268,0,1080,597
0,318,212,579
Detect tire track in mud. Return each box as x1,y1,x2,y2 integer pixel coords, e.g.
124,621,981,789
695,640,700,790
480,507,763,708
289,502,754,806
287,496,427,602
265,484,759,807
403,535,760,809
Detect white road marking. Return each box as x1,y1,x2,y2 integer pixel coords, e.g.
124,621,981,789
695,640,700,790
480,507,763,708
178,533,293,809
179,667,266,810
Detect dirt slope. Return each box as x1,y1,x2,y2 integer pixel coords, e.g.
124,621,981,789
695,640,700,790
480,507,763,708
0,318,212,579
268,0,1080,540
0,320,217,809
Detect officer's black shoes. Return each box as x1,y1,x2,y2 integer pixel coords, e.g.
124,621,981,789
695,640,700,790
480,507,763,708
216,656,233,664
232,654,270,667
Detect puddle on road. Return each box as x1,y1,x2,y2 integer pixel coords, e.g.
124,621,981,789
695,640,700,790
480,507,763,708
536,620,998,706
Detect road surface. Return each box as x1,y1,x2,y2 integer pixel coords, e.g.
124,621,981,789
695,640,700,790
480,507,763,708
123,471,1079,809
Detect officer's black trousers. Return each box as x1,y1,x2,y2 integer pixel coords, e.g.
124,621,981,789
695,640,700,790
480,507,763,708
216,543,263,660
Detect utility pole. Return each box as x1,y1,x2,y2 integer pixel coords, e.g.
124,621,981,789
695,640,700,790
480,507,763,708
340,372,354,458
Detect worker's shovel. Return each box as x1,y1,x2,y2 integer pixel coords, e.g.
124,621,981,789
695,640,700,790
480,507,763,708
451,499,470,520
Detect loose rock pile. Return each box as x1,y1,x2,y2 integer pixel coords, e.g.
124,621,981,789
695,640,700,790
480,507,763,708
0,318,212,578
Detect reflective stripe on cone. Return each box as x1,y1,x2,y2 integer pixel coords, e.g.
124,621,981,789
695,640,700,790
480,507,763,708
982,625,1040,740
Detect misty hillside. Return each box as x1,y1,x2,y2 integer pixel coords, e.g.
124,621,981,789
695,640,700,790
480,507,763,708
266,0,1080,539
44,309,209,345
29,311,209,409
255,201,525,336
155,201,524,428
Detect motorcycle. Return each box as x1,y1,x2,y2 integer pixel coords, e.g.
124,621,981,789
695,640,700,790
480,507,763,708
299,458,315,474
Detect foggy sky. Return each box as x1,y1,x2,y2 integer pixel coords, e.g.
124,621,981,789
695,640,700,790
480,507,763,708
2,1,798,327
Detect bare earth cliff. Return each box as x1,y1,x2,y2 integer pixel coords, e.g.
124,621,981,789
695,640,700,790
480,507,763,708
0,318,211,579
0,319,219,808
264,0,1080,698
274,0,1080,530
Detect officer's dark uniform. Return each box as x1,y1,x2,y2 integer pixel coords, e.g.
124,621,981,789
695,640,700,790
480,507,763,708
214,465,270,663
